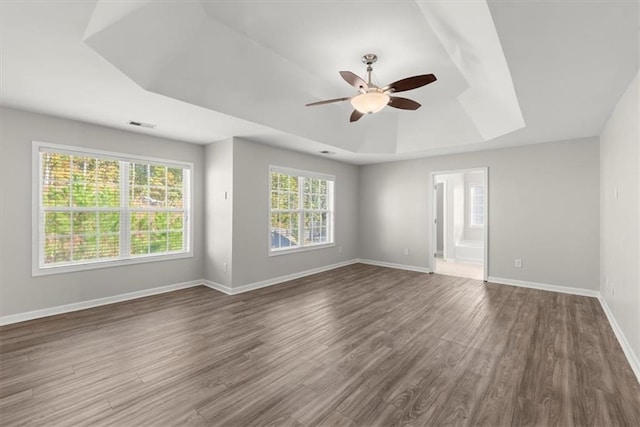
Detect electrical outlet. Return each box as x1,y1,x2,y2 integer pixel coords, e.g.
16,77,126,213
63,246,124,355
223,262,228,273
614,186,619,200
404,248,409,256
514,259,522,268
610,282,615,296
338,246,343,253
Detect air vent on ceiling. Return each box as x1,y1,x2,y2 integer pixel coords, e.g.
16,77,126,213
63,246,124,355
128,120,156,129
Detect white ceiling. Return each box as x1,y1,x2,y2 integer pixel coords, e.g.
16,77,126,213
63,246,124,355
1,0,637,165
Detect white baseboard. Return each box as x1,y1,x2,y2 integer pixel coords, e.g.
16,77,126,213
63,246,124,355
203,259,359,295
487,276,600,298
0,280,203,326
201,280,233,295
597,296,640,383
357,258,430,274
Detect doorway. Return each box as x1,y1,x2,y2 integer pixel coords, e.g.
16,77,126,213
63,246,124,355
431,168,488,281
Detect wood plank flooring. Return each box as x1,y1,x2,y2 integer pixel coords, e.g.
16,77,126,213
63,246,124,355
1,264,639,426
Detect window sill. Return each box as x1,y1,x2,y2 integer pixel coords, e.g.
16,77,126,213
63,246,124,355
269,243,335,257
32,251,194,277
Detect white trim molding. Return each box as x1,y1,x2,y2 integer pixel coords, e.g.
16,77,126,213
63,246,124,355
204,259,359,295
0,280,202,326
201,280,233,295
597,296,640,382
357,258,430,274
487,276,600,298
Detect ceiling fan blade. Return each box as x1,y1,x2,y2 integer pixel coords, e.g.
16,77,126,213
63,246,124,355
305,97,351,107
340,71,368,90
383,74,437,93
388,96,421,110
350,110,364,122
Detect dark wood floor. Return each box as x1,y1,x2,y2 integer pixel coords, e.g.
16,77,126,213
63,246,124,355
1,264,639,426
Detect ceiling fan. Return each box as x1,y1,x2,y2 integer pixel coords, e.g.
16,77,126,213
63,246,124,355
306,54,437,122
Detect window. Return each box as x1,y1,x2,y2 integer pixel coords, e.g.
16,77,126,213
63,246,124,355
469,184,484,227
269,166,334,254
33,141,192,275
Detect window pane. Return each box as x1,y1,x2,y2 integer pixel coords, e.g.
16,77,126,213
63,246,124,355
73,235,97,261
150,232,168,253
278,192,289,210
131,233,149,255
151,212,168,231
471,185,484,226
149,165,166,187
97,185,119,207
168,231,183,251
168,188,183,208
270,212,299,249
131,213,149,232
304,212,328,245
130,163,149,186
42,153,70,184
149,187,166,208
168,213,183,230
97,159,119,184
43,184,70,207
72,182,97,207
45,212,71,235
167,168,183,187
318,195,327,210
73,212,97,234
99,213,119,233
289,191,299,209
72,157,96,183
99,235,119,258
278,174,287,189
130,186,149,207
45,236,71,264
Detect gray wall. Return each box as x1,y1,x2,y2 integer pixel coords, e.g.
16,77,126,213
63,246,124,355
0,106,609,326
600,71,639,364
230,138,359,287
0,107,205,317
359,137,600,290
204,139,233,287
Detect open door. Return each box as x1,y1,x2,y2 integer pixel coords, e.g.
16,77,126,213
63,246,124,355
431,168,488,281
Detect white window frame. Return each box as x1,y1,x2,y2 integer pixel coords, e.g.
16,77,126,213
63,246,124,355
32,141,194,276
268,166,335,256
469,183,485,228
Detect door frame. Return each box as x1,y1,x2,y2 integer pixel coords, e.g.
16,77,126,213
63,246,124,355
429,167,489,281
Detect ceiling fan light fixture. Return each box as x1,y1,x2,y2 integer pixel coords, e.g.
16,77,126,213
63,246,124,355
350,91,390,114
306,54,436,122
